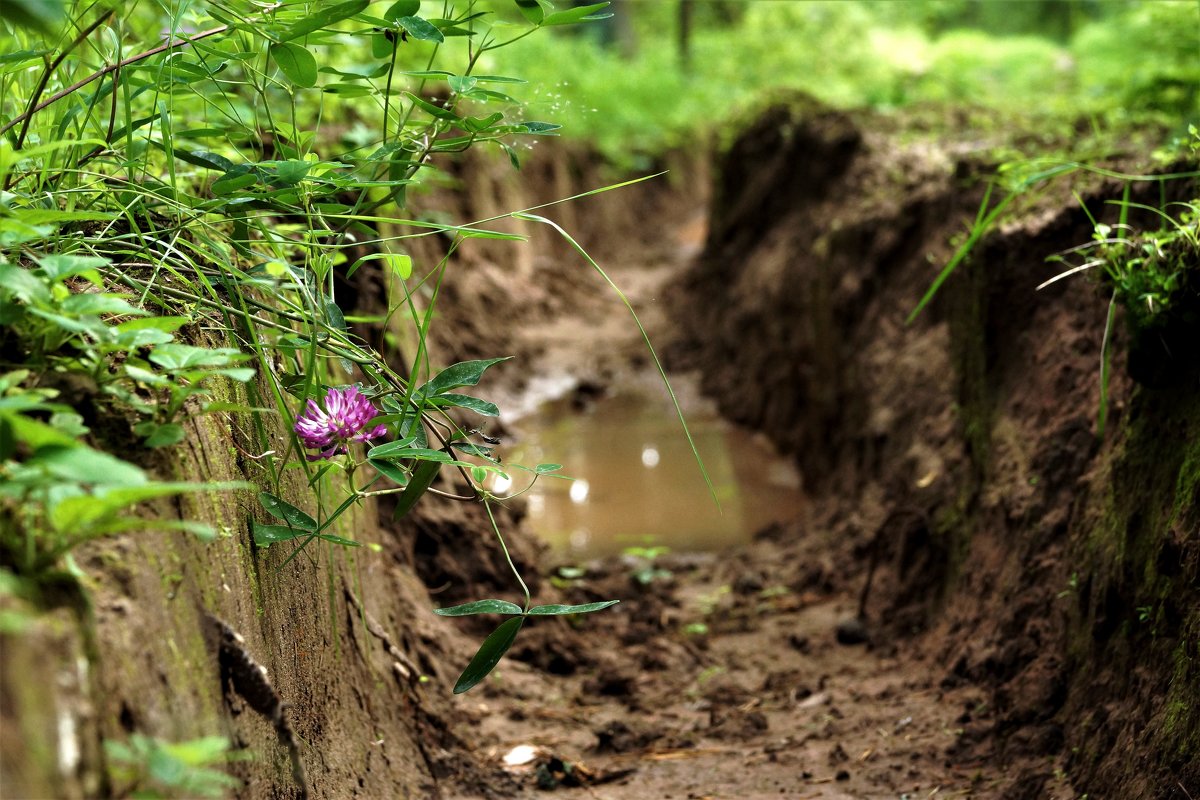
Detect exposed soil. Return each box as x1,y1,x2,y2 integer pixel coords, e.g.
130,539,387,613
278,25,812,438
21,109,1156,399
424,165,1068,797
423,99,1199,799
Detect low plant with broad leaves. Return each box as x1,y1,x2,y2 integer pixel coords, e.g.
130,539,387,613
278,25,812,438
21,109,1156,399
0,0,716,696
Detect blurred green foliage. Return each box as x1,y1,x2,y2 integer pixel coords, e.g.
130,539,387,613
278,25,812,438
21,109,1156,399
471,0,1199,163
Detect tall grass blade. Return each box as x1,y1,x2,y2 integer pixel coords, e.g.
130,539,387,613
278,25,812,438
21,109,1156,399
513,211,720,510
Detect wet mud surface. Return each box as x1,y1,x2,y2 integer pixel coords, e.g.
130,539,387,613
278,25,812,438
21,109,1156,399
446,540,1070,799
432,189,1076,798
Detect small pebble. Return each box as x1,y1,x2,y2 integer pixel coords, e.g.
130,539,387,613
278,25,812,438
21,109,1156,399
835,616,869,645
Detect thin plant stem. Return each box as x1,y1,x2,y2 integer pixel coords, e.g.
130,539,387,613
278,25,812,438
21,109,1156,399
484,498,530,611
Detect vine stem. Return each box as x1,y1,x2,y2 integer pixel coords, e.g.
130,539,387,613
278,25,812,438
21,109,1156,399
484,498,530,611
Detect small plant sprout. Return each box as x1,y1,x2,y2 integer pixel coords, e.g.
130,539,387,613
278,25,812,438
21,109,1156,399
293,386,388,461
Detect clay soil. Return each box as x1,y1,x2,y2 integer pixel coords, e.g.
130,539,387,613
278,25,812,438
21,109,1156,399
432,204,1074,799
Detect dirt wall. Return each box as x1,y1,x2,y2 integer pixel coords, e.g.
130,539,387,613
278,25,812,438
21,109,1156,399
667,97,1199,796
0,138,697,799
0,371,514,798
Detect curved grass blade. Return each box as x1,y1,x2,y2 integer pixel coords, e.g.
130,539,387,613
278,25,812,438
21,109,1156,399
513,211,718,509
907,183,1015,324
453,616,523,694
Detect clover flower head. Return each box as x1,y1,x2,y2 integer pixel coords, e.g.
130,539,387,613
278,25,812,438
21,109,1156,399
294,386,387,461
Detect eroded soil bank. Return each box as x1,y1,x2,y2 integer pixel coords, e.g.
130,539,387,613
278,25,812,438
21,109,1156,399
4,100,1198,800
665,99,1200,798
430,99,1199,798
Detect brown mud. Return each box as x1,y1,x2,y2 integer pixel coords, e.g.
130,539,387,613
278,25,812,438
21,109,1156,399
428,146,1070,798
430,99,1199,799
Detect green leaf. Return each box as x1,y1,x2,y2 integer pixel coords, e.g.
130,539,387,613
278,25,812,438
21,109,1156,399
35,254,110,282
345,251,412,280
542,2,611,26
433,599,523,616
513,0,549,25
315,532,361,547
211,172,258,196
364,436,419,459
386,252,412,279
397,413,429,449
396,15,444,42
472,74,526,84
60,294,145,317
448,75,477,94
405,91,458,121
170,149,234,172
150,344,247,370
517,121,561,134
371,31,394,58
391,459,440,520
463,112,504,133
383,0,420,21
526,600,619,616
429,393,499,417
0,49,50,71
143,423,186,448
271,159,311,186
124,365,170,387
0,0,67,33
4,412,78,449
419,357,511,397
28,445,146,487
323,83,374,98
116,316,187,334
270,42,318,88
399,69,453,79
258,492,318,530
448,227,526,241
252,522,306,547
535,463,563,475
371,446,453,463
278,0,368,41
368,458,410,486
0,263,50,304
324,300,347,332
453,616,523,694
48,481,248,533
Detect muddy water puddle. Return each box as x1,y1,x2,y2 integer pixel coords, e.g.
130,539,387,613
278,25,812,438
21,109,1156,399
495,382,805,561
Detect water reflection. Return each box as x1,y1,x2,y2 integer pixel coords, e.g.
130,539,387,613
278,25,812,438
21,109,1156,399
499,388,805,560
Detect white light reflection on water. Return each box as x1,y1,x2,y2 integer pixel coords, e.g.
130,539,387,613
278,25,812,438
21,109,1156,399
499,387,805,560
641,446,660,468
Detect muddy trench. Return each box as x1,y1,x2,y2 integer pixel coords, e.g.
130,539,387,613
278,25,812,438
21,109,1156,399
3,101,1199,800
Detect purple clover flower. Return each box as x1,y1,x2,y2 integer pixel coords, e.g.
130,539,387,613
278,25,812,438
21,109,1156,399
294,386,387,461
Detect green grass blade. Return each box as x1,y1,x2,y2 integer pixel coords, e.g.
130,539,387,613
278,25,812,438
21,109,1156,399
513,211,720,510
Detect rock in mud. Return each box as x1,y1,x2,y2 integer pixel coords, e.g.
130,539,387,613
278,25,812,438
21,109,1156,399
835,615,870,645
